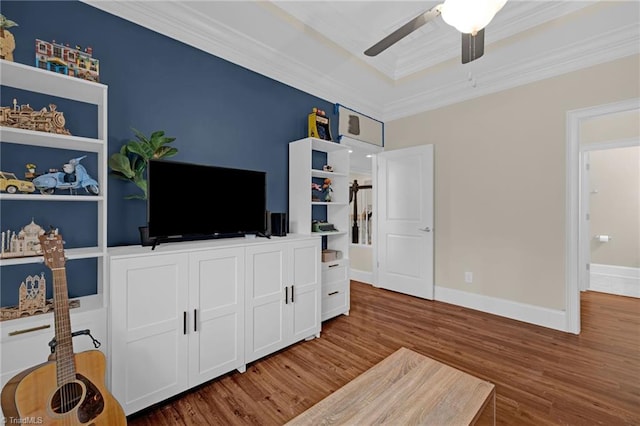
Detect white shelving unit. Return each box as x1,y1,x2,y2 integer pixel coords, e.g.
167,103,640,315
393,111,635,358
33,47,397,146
289,137,350,321
0,59,108,388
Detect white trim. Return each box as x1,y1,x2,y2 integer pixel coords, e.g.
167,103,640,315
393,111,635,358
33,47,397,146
350,269,374,285
434,286,567,332
590,264,640,298
82,1,640,123
566,98,640,335
580,137,640,152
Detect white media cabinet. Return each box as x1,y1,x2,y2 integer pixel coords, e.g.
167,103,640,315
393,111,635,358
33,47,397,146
107,234,321,415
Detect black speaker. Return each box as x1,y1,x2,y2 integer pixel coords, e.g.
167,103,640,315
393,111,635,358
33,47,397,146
271,212,287,237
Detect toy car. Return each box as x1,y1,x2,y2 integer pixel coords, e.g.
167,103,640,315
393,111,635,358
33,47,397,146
0,171,35,194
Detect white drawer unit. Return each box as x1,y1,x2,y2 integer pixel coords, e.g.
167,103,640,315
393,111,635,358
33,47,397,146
321,259,350,321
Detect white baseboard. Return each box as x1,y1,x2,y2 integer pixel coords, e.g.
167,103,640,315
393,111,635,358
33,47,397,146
350,269,374,285
434,286,567,332
589,264,640,298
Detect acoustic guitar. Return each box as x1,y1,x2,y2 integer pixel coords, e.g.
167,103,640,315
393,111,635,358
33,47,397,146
1,233,126,425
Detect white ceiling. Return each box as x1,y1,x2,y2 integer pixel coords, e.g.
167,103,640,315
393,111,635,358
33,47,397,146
85,1,639,122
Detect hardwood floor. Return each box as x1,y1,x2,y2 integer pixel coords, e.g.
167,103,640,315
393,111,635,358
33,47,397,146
129,281,640,425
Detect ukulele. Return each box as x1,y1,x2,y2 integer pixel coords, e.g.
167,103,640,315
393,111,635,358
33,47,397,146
1,233,126,425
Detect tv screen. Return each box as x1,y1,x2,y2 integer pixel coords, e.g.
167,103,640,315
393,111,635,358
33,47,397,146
147,159,266,241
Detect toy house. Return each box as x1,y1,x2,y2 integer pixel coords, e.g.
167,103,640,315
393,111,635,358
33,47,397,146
35,38,99,82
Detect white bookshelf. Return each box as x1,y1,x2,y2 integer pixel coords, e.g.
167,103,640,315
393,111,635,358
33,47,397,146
289,137,350,320
0,59,108,388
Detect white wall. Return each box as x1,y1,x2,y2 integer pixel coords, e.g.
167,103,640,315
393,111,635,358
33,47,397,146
589,146,640,268
385,55,640,311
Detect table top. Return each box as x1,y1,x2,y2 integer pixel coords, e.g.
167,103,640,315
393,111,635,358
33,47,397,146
286,347,495,425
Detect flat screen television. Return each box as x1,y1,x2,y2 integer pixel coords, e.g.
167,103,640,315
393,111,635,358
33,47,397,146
147,159,266,243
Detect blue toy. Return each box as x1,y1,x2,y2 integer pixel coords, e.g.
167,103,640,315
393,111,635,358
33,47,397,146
33,156,99,195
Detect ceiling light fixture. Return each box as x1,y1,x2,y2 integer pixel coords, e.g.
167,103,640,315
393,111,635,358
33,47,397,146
440,0,508,35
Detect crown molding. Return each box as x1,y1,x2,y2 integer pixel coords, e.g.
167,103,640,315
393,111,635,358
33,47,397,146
83,1,639,123
382,23,640,121
83,0,387,118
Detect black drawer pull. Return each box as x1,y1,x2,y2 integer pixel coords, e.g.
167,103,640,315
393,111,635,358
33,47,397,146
328,264,339,268
328,291,339,296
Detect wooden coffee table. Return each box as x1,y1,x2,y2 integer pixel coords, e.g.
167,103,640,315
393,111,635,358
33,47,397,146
286,347,495,425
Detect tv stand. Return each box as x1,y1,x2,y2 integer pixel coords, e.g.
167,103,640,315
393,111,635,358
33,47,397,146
107,234,321,415
256,232,271,239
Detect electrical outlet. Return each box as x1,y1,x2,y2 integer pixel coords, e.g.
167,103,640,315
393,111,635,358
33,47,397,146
465,272,473,284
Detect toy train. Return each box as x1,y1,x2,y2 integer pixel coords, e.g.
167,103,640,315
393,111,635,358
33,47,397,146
0,99,71,135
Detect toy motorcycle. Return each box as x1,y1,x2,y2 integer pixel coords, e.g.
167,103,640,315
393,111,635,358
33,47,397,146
33,156,99,195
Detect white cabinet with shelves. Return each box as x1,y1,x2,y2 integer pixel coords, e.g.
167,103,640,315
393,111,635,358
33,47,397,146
108,246,245,415
0,59,108,388
289,137,350,321
107,234,319,415
244,238,321,363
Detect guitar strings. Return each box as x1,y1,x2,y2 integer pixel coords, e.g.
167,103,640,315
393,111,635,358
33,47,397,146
52,266,79,416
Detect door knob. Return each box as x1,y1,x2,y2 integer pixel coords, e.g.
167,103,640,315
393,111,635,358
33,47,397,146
419,227,431,232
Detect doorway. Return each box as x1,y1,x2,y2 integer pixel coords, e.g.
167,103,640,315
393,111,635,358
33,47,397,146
567,98,640,333
582,144,639,298
341,137,381,285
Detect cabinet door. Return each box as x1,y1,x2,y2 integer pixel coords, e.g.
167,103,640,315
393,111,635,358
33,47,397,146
290,239,321,342
245,243,287,363
109,254,189,415
188,248,245,386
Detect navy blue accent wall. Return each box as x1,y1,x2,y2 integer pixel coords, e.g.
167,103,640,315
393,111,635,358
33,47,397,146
0,1,338,306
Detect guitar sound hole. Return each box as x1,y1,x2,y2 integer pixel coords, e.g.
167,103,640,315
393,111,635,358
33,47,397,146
51,381,83,414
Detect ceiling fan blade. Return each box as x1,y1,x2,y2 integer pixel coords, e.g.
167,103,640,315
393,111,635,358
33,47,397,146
364,5,442,57
461,28,485,64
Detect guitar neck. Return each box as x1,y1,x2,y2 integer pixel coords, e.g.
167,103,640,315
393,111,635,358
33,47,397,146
51,267,76,385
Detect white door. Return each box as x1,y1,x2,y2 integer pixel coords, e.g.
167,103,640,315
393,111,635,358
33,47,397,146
109,254,189,415
244,243,287,363
188,248,245,386
289,239,321,342
579,152,591,292
376,144,434,299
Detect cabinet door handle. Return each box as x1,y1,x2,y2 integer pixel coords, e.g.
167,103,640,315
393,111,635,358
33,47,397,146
8,324,51,336
291,285,295,303
285,286,289,304
328,291,339,296
194,309,197,332
183,311,187,335
328,263,339,268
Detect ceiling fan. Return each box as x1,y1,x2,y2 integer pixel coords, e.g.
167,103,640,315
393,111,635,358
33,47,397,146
364,0,508,64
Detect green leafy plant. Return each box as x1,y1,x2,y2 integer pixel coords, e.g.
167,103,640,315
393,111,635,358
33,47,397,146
109,128,178,199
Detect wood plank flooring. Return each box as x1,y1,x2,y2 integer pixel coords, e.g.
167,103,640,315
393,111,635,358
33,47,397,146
128,281,640,425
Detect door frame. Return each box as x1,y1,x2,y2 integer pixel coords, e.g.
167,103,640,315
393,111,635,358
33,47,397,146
565,97,639,334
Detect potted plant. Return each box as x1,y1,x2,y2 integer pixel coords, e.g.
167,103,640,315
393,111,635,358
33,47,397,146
109,128,178,200
109,128,178,246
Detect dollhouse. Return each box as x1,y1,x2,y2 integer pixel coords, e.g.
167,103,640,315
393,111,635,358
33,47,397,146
35,38,99,82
